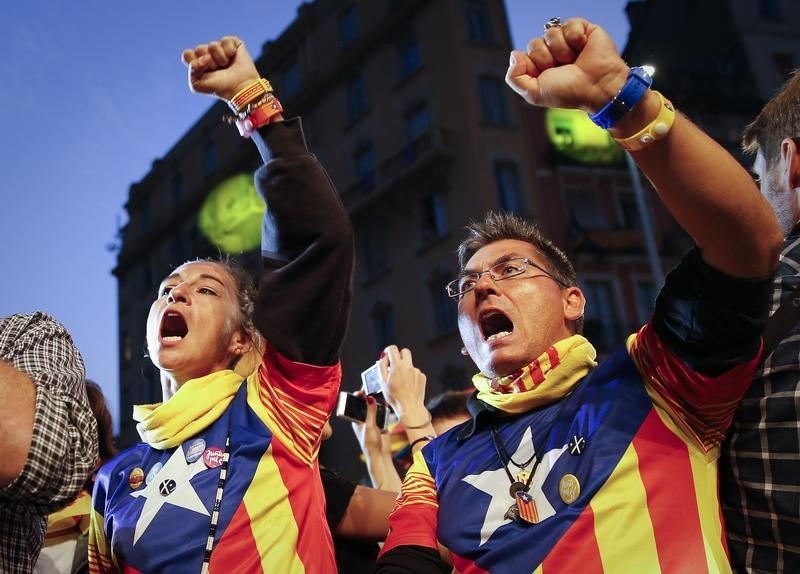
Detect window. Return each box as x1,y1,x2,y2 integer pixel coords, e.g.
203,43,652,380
478,76,509,125
773,52,795,80
281,59,300,98
140,203,151,232
339,4,359,46
617,190,641,230
464,0,493,42
581,279,622,353
202,141,217,176
429,271,458,335
494,161,525,215
565,186,609,230
756,0,781,20
371,302,396,355
359,216,388,278
121,331,133,365
405,103,431,141
347,73,368,123
396,29,422,80
170,233,187,266
140,263,153,294
635,280,657,325
420,192,447,243
354,143,376,190
170,173,183,206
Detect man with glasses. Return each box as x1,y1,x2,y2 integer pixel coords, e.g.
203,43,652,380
375,17,782,574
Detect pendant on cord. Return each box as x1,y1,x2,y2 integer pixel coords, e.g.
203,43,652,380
504,491,540,524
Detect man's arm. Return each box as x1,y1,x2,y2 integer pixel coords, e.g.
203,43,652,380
506,18,782,279
0,313,98,511
0,361,35,486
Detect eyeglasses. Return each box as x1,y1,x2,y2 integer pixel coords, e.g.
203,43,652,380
445,257,566,299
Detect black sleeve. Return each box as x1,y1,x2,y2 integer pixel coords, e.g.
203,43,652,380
251,118,354,365
374,546,451,574
320,466,357,532
652,247,772,376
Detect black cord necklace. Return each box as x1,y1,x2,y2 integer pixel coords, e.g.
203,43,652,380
489,424,542,523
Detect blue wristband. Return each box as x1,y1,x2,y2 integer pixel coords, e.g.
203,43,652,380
589,66,653,129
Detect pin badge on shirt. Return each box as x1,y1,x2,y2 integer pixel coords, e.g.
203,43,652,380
559,473,581,504
145,462,163,485
203,447,225,469
185,438,206,464
159,478,178,496
129,467,145,490
568,435,586,456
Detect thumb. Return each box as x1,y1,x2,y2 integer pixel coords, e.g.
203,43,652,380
364,396,378,428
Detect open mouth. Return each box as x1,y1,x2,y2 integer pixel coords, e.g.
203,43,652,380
160,311,188,343
480,310,514,343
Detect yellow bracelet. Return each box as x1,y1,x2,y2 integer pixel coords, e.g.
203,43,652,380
613,90,675,151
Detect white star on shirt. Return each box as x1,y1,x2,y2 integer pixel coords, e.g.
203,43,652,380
462,427,567,546
129,446,210,545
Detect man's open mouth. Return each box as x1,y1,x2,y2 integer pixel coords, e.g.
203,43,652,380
480,310,514,343
160,311,188,343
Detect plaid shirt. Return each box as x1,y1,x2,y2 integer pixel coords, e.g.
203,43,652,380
722,231,800,574
0,312,98,574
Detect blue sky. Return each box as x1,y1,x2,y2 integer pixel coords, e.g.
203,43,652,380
0,1,630,430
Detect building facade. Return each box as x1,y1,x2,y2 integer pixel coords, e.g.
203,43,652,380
114,0,800,477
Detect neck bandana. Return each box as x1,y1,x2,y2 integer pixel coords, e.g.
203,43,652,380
472,335,597,414
133,370,251,449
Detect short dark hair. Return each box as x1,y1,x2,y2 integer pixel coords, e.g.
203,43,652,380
426,389,471,422
456,211,582,332
742,68,800,167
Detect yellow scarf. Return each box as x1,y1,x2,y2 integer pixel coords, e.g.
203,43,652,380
133,370,250,450
473,335,597,414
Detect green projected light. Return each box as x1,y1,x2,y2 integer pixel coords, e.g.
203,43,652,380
198,173,265,254
545,108,624,165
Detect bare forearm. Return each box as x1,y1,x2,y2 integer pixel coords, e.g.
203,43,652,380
0,361,35,486
611,91,782,278
365,451,403,492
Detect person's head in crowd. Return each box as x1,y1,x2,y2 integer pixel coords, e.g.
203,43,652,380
85,380,117,462
426,389,472,435
146,258,262,400
742,69,800,236
449,211,585,379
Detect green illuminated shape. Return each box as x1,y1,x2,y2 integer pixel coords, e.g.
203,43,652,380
198,173,265,254
545,108,624,165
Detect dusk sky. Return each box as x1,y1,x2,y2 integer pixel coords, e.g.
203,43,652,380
0,1,630,430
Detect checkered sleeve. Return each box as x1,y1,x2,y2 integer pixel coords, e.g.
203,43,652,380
0,312,98,510
721,234,800,573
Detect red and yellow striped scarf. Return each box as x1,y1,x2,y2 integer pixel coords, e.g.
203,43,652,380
473,335,597,414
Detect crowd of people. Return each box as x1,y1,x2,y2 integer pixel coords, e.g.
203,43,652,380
2,14,799,574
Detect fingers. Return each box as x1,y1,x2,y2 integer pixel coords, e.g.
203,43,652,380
207,42,230,68
181,36,244,77
505,50,540,103
364,396,378,426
